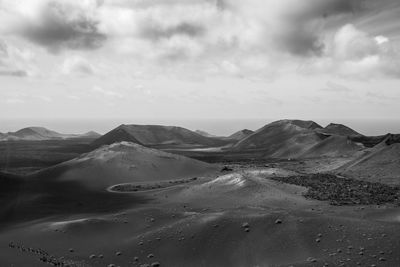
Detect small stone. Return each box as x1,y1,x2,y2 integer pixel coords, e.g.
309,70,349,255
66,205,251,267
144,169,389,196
134,256,139,262
147,253,154,258
89,254,96,259
275,219,282,224
69,248,74,253
307,257,317,262
151,262,161,267
116,251,122,256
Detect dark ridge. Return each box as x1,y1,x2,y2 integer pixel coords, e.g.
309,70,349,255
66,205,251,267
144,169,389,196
91,124,231,148
91,126,143,147
319,123,361,136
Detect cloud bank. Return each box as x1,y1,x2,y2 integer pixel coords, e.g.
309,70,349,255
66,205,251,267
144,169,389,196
0,0,399,79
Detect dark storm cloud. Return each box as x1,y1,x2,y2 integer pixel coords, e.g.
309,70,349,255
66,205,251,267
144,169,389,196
140,22,205,41
20,1,106,52
277,0,365,56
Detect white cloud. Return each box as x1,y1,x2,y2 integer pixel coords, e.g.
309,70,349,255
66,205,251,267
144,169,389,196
92,85,123,98
0,39,35,77
5,97,25,104
62,56,94,75
36,95,52,102
0,0,400,80
302,24,400,79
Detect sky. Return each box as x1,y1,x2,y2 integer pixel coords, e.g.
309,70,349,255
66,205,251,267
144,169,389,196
1,0,400,134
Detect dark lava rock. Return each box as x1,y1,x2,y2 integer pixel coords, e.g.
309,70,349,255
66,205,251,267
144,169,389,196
221,166,233,172
269,173,400,206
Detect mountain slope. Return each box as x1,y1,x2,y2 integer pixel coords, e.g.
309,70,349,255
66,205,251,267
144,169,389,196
229,129,254,141
92,124,228,148
80,131,101,138
338,138,400,185
231,120,323,158
8,127,64,141
34,142,217,191
317,123,360,136
301,135,364,158
0,127,100,141
195,130,217,138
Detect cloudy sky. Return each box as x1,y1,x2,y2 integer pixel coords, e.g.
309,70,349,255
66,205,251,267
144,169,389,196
1,0,400,132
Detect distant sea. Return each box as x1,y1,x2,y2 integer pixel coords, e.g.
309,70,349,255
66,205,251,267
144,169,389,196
0,118,399,137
